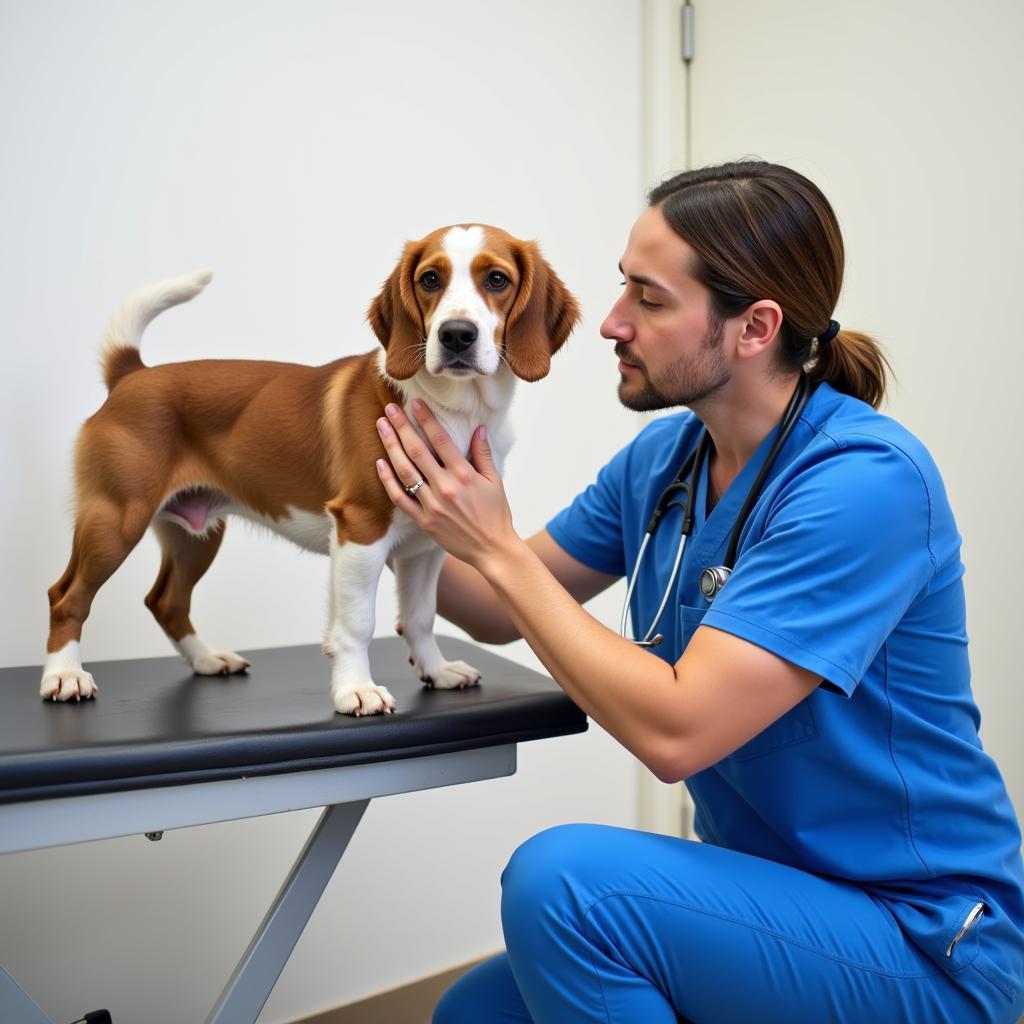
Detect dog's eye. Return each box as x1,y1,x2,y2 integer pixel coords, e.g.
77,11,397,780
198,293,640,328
486,271,509,291
419,271,442,291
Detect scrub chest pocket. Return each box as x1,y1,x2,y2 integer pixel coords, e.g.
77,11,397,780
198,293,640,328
678,604,818,761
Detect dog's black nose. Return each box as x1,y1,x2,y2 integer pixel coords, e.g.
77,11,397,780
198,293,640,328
439,319,478,353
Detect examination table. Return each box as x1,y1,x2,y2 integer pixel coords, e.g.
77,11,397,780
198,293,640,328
0,637,587,1023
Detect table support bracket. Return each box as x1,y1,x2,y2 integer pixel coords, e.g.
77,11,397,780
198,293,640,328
205,799,370,1024
0,963,55,1024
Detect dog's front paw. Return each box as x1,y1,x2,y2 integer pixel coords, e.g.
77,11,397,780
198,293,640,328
332,683,397,717
420,659,482,691
321,637,337,658
190,650,251,676
40,670,98,702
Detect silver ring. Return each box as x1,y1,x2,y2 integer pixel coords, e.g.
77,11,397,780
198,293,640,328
404,478,425,497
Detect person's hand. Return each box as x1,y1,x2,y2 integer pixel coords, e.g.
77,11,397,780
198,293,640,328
375,399,518,572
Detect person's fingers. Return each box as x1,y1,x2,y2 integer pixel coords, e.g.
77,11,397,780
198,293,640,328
376,458,426,518
377,409,436,489
381,403,444,485
410,399,472,474
468,424,500,483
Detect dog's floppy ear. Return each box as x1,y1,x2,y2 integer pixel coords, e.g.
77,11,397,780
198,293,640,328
504,240,581,382
367,241,426,381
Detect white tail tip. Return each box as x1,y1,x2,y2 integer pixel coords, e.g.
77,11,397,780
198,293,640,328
101,267,215,356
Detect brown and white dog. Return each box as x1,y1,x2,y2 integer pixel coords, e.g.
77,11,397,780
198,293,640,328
42,225,579,715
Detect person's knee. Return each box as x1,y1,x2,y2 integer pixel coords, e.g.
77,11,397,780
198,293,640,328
501,824,609,939
502,824,588,891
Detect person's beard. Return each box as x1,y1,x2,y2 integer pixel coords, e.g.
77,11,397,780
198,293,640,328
616,312,730,412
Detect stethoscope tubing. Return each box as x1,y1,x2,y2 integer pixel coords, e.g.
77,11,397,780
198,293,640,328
619,527,683,648
620,432,709,648
722,372,810,568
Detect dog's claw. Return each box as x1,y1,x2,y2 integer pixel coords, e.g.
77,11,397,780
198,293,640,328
41,669,98,702
188,649,250,676
331,683,397,717
409,658,481,692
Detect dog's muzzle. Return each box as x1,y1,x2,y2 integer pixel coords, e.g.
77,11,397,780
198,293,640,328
436,318,486,375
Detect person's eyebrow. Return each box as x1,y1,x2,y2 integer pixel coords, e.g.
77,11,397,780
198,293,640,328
618,262,670,292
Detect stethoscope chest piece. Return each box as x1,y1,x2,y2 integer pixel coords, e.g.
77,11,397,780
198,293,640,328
699,565,731,602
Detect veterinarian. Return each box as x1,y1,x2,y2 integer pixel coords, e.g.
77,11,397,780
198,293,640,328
373,160,1024,1023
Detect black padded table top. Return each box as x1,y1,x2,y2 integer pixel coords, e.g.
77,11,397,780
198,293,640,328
0,637,587,804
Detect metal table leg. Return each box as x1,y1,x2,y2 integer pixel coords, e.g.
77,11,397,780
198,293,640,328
205,799,370,1024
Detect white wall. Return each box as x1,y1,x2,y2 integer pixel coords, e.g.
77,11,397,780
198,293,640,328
0,3,646,1022
684,0,1024,816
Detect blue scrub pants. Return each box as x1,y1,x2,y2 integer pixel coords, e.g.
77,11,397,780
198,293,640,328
433,824,1011,1024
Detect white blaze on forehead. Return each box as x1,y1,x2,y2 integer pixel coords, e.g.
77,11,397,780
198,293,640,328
440,225,487,318
442,224,486,268
423,224,500,375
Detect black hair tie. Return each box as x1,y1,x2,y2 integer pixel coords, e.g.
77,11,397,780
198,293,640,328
817,319,841,344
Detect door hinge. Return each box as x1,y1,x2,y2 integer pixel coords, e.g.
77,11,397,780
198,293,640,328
682,1,695,64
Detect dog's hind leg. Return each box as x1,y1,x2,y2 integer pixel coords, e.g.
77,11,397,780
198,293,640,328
144,519,250,676
42,498,153,701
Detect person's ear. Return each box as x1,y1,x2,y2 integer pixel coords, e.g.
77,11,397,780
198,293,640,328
735,299,784,360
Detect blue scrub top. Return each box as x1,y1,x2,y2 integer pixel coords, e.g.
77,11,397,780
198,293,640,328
547,381,1024,1000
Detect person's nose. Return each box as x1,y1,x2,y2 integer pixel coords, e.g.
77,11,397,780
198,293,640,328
600,293,634,343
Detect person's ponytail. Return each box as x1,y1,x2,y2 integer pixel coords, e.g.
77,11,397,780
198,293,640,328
808,329,890,410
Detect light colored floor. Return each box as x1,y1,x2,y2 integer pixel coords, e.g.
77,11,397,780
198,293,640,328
290,953,493,1024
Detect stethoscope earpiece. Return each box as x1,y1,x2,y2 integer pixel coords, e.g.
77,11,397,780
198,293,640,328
699,565,731,601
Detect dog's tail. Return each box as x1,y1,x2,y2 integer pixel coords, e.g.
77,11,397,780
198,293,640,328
99,268,214,390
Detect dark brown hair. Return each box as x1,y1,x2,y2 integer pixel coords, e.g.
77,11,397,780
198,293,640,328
648,160,890,408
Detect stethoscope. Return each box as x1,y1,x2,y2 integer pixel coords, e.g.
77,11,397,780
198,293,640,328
620,372,812,648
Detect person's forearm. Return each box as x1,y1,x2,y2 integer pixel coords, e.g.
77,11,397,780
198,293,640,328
436,554,519,644
478,537,683,779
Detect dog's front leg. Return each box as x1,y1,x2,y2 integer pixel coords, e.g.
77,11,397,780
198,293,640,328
325,531,396,716
394,546,482,690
